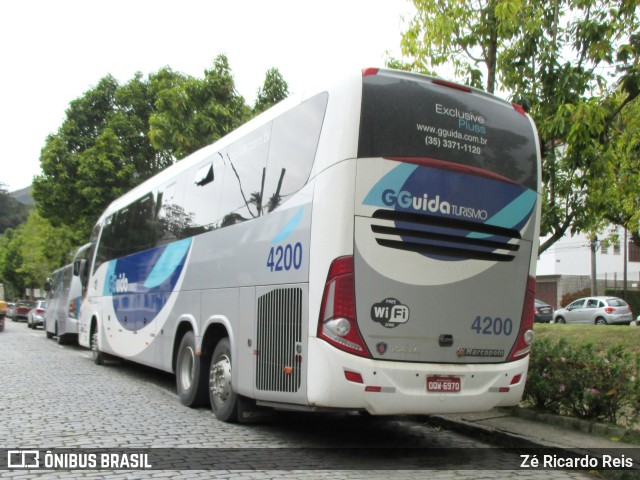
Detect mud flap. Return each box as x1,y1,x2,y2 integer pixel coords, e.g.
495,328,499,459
237,395,274,424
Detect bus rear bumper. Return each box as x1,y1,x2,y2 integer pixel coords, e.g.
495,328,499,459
307,338,528,415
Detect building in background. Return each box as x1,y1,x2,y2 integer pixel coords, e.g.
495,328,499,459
536,226,640,309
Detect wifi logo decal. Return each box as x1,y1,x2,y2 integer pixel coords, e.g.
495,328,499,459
370,298,410,329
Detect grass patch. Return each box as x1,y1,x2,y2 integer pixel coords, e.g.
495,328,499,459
533,323,640,356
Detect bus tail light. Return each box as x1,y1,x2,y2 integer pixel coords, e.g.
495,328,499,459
318,256,371,358
512,103,527,116
507,276,536,361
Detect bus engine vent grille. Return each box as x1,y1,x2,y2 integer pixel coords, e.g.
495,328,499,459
256,287,303,393
371,209,521,262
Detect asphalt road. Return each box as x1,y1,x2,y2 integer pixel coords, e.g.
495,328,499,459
0,320,591,479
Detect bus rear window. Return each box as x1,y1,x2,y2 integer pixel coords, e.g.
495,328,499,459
358,72,538,190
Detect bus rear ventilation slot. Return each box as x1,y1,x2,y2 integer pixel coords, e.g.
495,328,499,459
256,288,303,393
371,209,520,262
376,238,515,261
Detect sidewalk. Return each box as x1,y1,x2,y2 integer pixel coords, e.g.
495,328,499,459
427,407,640,452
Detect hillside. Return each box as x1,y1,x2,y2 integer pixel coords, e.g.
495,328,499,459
11,185,34,206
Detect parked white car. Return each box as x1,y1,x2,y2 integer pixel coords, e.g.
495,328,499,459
27,300,47,329
553,296,633,325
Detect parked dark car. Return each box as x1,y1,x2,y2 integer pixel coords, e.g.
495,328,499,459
14,300,35,322
534,299,553,323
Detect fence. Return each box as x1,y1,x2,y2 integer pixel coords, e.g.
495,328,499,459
600,272,640,291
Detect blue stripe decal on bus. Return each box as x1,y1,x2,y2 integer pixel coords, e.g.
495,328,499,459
272,207,304,243
363,163,536,261
467,190,537,239
144,238,192,289
103,238,192,331
363,163,418,207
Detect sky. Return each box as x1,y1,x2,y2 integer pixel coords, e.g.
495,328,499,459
0,0,414,192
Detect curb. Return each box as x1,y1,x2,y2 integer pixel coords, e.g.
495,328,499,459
423,413,547,450
510,408,628,441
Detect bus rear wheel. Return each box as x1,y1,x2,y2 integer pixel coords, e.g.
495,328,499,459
209,338,238,423
91,331,105,366
176,330,209,407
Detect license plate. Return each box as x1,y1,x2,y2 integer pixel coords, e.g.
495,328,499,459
427,376,461,393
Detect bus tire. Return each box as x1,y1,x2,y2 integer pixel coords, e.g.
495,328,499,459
91,331,105,366
176,331,209,407
50,322,59,341
209,337,238,423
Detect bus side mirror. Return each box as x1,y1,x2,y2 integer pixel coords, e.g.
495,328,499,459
73,259,86,278
45,278,52,292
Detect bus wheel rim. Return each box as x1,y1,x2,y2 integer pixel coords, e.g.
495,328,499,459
91,333,99,358
179,346,195,391
211,355,232,403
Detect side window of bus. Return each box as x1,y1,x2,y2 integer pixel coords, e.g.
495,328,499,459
94,215,115,272
156,182,180,244
93,194,158,266
218,123,271,227
263,92,328,212
128,193,156,253
182,155,225,236
87,222,102,276
62,267,72,298
111,205,134,258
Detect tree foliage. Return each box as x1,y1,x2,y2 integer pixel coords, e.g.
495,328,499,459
149,55,250,160
254,68,289,114
392,0,640,252
6,55,289,297
32,54,284,240
32,74,143,236
0,211,77,298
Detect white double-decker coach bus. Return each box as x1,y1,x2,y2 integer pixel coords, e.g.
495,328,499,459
75,68,541,422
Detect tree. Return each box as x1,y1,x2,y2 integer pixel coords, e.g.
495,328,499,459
149,55,250,160
254,68,289,114
0,228,25,297
33,55,252,237
33,75,121,235
16,211,77,289
11,57,290,297
392,0,508,92
392,0,640,252
0,211,76,298
596,90,640,246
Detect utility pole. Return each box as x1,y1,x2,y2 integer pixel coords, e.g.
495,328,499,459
623,227,628,299
590,235,598,296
